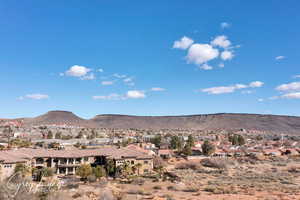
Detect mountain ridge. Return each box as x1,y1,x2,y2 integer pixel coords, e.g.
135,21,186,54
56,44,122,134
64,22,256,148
3,110,300,134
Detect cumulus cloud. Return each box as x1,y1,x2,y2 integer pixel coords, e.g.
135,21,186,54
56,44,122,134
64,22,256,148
80,73,95,80
173,36,194,50
220,50,234,60
281,92,300,99
249,81,264,88
113,73,127,79
276,82,300,91
93,93,122,100
187,44,219,65
201,81,264,95
97,68,104,72
293,75,300,79
275,56,285,60
93,90,146,100
221,22,230,29
173,34,237,69
126,90,145,99
123,77,135,86
211,35,231,49
199,64,213,70
202,86,237,94
151,87,166,92
101,81,114,86
65,65,91,77
19,94,49,100
218,63,225,68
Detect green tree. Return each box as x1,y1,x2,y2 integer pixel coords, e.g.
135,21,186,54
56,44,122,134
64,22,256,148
170,136,183,150
76,164,93,181
14,163,31,177
150,135,161,148
106,159,116,177
55,132,62,139
237,135,245,146
92,166,106,179
182,144,192,156
201,140,215,156
47,131,53,139
187,135,195,147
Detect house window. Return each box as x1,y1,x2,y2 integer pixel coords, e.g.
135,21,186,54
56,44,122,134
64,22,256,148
131,161,134,165
143,169,149,173
84,157,88,162
144,160,149,164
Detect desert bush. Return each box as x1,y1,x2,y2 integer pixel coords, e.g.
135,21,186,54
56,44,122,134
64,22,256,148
72,193,82,199
87,174,97,182
132,177,145,185
65,183,79,189
287,166,300,173
201,158,234,169
175,162,202,170
163,194,175,200
127,189,145,195
183,186,199,192
167,185,178,191
153,185,162,190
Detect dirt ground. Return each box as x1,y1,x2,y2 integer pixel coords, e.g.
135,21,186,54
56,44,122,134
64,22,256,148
57,156,300,200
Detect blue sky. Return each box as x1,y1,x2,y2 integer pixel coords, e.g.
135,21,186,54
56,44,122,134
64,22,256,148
1,0,300,118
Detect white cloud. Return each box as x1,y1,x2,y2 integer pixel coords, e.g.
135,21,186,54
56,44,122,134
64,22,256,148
199,64,213,70
281,92,300,99
123,77,135,86
97,68,104,72
151,87,166,92
80,73,95,80
276,82,300,91
293,75,300,79
187,44,219,65
59,73,64,76
235,84,248,89
19,94,49,100
218,63,224,68
201,81,264,95
211,35,231,49
65,65,91,77
220,50,234,60
241,90,254,94
249,81,264,88
202,86,236,94
101,81,114,86
113,73,127,79
126,90,146,99
221,22,230,29
93,93,122,100
258,98,264,102
275,56,285,60
173,36,194,50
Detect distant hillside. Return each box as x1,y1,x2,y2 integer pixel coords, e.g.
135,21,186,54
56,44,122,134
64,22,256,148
90,113,300,134
23,111,90,127
5,111,300,134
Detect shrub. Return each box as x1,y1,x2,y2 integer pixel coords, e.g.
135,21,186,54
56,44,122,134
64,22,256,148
183,186,199,192
201,158,234,169
153,185,162,190
175,162,202,170
132,178,145,185
87,174,97,182
167,185,178,191
127,189,145,195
